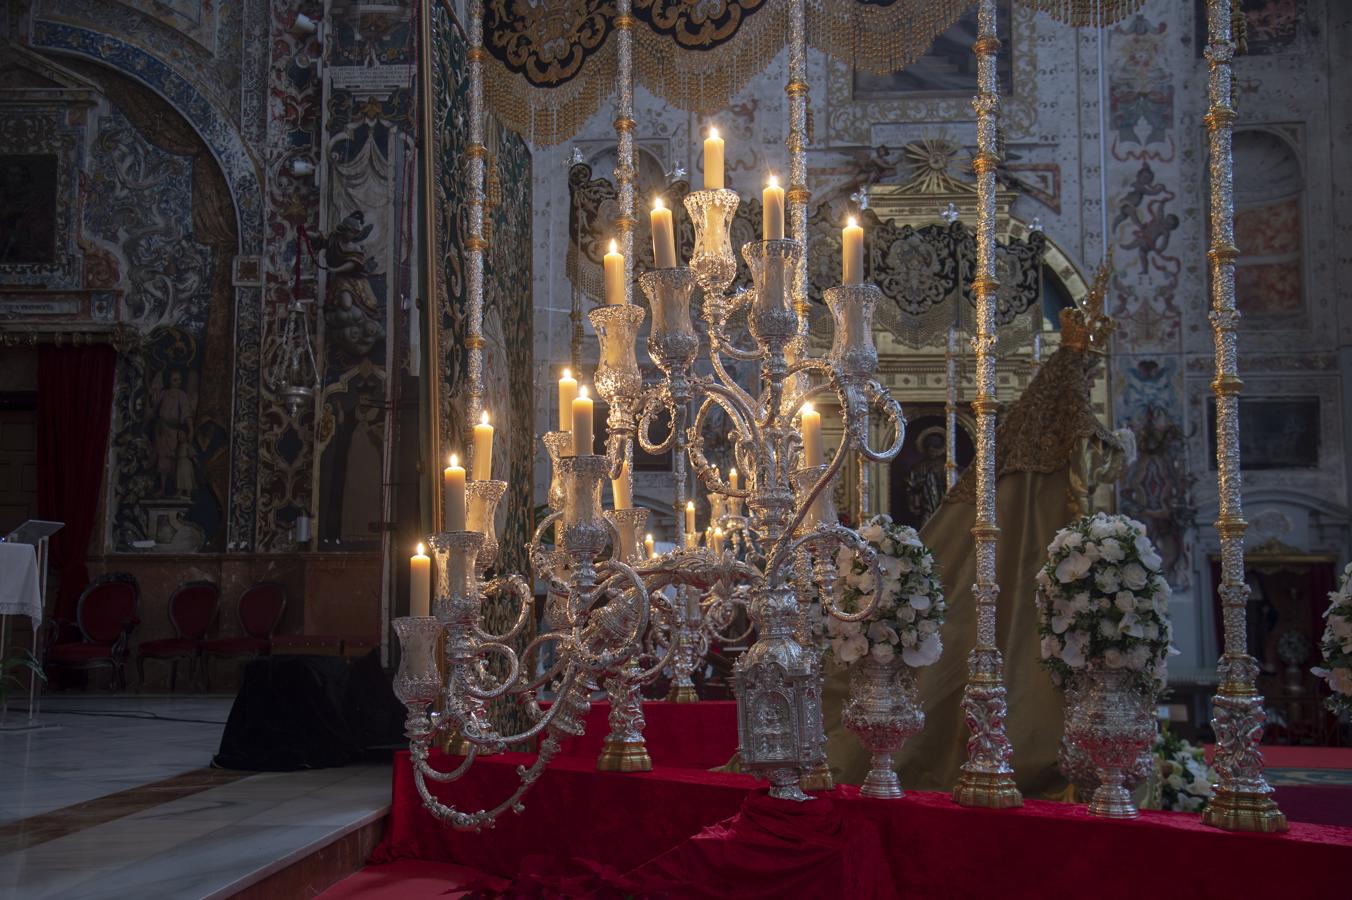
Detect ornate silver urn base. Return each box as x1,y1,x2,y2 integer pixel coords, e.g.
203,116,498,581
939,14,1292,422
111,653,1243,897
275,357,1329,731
843,656,924,799
1063,664,1155,818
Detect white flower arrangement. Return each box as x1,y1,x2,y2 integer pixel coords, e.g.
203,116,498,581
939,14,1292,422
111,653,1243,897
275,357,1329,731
1153,729,1215,813
1311,562,1352,716
1035,512,1177,691
829,515,945,668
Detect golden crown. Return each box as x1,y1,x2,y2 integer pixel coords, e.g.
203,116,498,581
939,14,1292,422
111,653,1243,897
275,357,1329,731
1060,253,1115,354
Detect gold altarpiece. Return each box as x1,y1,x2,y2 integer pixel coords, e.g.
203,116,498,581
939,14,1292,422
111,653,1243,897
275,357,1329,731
807,151,1108,524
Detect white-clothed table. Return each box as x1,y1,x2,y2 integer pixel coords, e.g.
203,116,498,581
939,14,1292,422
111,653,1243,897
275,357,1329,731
0,542,43,626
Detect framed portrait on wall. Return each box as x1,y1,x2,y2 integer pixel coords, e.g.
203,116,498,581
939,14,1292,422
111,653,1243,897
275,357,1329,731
1206,396,1320,471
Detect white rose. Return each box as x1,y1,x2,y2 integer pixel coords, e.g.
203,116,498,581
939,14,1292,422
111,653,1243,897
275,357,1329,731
1035,568,1053,589
870,642,895,664
1114,591,1136,613
1095,567,1121,593
1088,518,1114,540
1329,667,1352,696
1071,592,1091,613
896,557,914,575
1120,562,1149,591
918,618,939,635
898,604,916,623
1329,614,1352,641
839,634,869,663
908,593,932,612
1134,533,1163,571
1099,538,1126,563
860,522,885,543
1082,542,1102,563
1100,618,1119,639
1118,611,1145,639
1094,597,1111,612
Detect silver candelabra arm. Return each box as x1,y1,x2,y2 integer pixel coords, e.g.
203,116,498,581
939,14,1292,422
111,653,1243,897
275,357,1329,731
473,574,534,643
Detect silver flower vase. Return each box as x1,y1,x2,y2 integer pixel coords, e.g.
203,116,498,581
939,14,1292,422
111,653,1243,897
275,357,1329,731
1063,664,1155,818
843,655,923,799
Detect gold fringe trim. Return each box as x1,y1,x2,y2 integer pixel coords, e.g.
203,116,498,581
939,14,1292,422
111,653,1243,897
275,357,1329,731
478,1,1150,145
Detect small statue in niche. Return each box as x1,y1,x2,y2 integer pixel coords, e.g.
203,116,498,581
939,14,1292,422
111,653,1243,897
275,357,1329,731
324,211,384,357
907,429,948,526
149,366,195,498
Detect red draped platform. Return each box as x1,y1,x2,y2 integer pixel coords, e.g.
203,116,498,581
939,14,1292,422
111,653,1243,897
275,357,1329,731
371,702,1352,899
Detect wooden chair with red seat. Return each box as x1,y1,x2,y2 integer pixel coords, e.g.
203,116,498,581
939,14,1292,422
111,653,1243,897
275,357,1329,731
200,582,285,691
136,580,219,692
45,572,141,691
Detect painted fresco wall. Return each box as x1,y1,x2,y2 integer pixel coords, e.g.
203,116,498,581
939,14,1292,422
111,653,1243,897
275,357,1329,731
526,0,1352,675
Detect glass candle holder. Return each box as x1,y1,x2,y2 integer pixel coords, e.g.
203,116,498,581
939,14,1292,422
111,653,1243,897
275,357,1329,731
428,530,484,626
824,284,881,379
466,479,506,574
684,188,740,297
793,464,837,533
742,239,802,355
605,507,649,563
639,268,699,383
543,431,572,510
590,305,647,408
557,455,611,561
393,615,444,707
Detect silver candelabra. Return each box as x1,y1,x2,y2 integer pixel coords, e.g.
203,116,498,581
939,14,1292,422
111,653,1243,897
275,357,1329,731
391,181,905,827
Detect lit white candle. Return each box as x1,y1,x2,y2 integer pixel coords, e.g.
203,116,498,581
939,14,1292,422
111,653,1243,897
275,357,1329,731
410,543,430,617
612,459,633,510
603,239,626,306
651,197,677,268
712,527,725,554
728,467,739,492
559,368,577,433
704,126,725,191
801,403,823,467
685,499,696,537
645,532,655,559
472,410,494,481
763,175,785,240
572,386,594,457
444,454,467,531
842,216,864,285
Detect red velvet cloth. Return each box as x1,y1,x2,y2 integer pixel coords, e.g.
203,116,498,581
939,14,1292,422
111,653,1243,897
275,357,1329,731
36,344,117,622
629,790,895,899
376,752,1352,899
552,700,738,769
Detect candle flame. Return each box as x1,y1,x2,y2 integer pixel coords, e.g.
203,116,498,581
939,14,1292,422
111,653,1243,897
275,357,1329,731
609,238,618,254
480,410,490,426
654,196,665,211
416,542,425,556
449,453,459,468
709,126,719,140
579,385,589,399
767,174,779,189
686,500,695,510
646,533,653,541
562,367,572,379
847,216,858,228
802,402,815,415
729,467,737,477
714,527,723,537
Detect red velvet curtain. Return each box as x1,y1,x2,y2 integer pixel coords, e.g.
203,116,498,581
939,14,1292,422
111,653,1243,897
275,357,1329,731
36,344,117,622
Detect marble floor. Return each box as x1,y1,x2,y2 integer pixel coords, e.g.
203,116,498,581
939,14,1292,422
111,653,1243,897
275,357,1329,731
0,696,392,899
